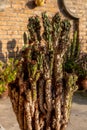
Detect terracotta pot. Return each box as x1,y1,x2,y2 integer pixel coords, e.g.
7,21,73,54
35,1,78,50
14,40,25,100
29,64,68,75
81,78,87,90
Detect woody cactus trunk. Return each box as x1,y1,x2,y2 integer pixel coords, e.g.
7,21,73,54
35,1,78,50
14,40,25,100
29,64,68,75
8,12,78,130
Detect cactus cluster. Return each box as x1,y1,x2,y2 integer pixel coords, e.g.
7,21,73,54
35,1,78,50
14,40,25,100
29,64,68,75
8,12,78,130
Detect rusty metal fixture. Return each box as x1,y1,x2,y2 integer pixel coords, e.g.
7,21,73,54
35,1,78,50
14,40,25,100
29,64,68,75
35,0,46,6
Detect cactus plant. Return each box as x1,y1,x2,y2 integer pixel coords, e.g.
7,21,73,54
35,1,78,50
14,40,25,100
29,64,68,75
8,12,78,130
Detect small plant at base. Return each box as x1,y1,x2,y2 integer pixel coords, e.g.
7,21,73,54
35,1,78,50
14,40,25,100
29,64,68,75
0,59,19,96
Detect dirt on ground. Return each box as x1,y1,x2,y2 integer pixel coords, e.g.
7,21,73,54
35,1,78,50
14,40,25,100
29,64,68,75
0,92,87,130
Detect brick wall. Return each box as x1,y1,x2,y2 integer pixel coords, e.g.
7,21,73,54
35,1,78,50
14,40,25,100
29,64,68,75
0,0,87,61
0,0,59,61
65,0,87,52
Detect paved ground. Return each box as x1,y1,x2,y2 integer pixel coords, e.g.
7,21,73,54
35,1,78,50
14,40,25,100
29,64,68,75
0,92,87,130
0,97,19,130
67,92,87,130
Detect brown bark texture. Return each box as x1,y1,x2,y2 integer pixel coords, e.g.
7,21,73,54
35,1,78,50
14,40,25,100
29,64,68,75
8,12,78,130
